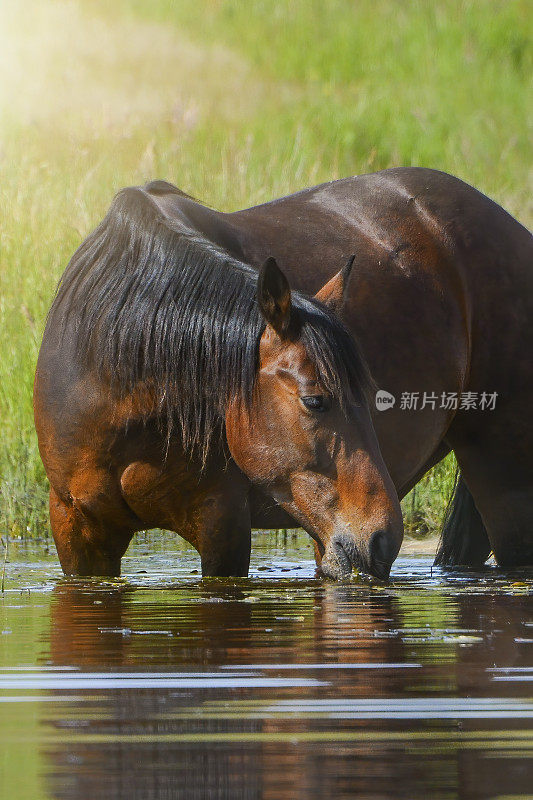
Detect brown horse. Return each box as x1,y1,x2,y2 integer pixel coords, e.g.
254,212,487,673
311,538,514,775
34,167,532,579
34,182,403,581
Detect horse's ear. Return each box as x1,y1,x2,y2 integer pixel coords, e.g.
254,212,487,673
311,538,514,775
257,257,293,337
314,254,356,314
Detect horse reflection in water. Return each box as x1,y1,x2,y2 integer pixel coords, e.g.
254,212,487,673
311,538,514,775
44,583,411,799
45,582,406,800
44,580,533,799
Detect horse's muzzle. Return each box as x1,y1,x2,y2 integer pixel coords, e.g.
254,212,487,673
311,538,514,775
320,529,396,581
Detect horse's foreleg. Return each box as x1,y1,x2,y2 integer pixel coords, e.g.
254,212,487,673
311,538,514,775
196,493,251,578
312,541,323,570
120,459,252,578
194,470,252,577
49,486,134,576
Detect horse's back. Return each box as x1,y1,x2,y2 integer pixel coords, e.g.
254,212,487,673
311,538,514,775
228,166,532,376
230,167,531,276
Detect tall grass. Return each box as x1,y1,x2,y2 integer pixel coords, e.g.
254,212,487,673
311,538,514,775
0,0,530,538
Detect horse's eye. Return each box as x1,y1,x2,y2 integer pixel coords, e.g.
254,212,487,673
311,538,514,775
301,395,331,413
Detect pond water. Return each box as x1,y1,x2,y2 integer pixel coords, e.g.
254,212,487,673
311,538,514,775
1,531,532,800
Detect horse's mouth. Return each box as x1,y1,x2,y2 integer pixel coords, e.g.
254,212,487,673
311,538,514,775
275,502,394,581
320,531,393,581
320,535,357,580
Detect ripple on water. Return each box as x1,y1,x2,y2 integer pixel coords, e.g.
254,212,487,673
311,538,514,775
0,532,532,799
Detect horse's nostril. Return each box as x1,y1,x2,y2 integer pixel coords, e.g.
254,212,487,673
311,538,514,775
369,529,392,579
329,533,358,576
333,541,350,574
335,534,355,558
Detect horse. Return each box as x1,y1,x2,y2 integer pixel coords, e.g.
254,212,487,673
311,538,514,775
33,183,403,581
34,167,533,579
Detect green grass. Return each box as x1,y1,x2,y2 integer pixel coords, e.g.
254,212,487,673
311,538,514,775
0,0,530,539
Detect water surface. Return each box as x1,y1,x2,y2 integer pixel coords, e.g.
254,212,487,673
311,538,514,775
1,532,532,799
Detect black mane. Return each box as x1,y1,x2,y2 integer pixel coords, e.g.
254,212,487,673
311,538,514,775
50,184,370,462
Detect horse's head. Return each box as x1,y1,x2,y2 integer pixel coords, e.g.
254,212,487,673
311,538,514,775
225,257,403,581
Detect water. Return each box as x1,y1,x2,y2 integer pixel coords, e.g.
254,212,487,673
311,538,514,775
1,531,532,800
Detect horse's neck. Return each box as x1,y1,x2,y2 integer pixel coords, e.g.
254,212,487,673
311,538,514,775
146,182,345,285
149,191,250,264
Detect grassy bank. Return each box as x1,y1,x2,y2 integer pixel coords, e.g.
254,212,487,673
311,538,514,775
0,0,530,539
